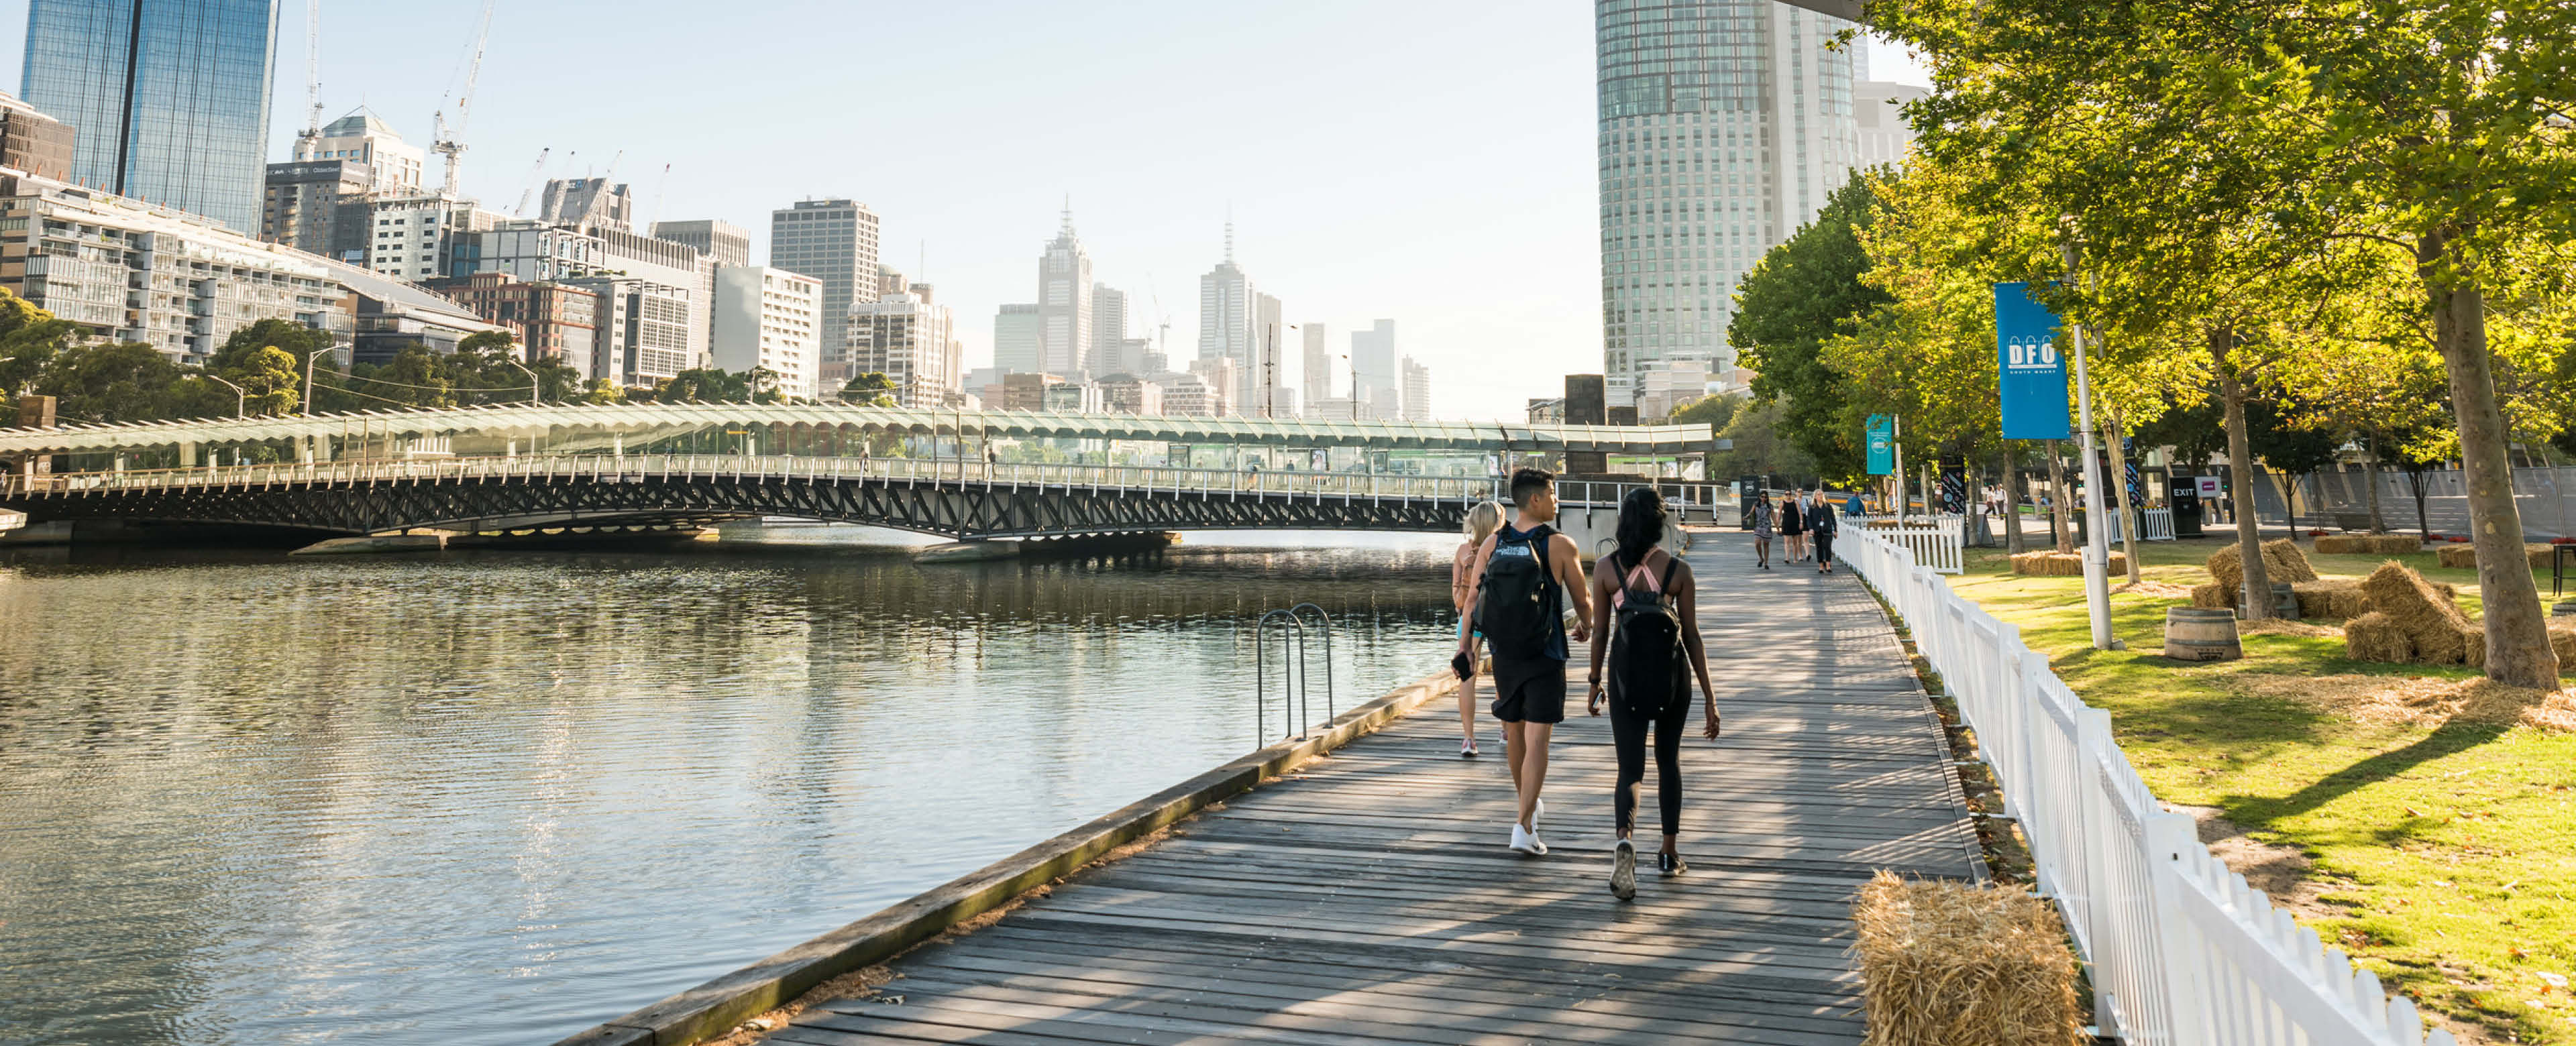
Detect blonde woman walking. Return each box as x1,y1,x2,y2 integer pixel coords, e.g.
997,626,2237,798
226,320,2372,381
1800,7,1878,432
1450,500,1506,757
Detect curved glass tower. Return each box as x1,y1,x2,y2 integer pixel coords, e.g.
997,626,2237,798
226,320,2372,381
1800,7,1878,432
1596,0,1858,406
21,0,280,234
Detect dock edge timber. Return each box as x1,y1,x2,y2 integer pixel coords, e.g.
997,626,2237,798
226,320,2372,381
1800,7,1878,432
547,667,1460,1046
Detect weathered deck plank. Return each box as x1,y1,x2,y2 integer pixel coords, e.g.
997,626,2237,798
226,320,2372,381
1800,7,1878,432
760,534,1980,1044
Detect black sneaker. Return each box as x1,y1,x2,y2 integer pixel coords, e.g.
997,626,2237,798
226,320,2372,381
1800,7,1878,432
1611,839,1638,901
1658,852,1687,877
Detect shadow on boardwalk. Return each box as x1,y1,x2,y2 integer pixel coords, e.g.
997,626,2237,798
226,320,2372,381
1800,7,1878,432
764,533,1983,1045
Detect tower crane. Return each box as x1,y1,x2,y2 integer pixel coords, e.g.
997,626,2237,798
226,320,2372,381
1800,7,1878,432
298,0,323,146
511,147,549,217
431,0,497,199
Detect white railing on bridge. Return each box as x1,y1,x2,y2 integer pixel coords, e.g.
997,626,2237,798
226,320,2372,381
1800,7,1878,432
1860,516,1966,574
2,453,1521,505
1841,527,2455,1046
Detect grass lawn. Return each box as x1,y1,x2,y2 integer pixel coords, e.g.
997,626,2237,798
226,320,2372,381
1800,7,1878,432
1945,536,2576,1044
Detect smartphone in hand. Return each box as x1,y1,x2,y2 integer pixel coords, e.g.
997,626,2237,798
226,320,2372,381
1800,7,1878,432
1452,650,1474,679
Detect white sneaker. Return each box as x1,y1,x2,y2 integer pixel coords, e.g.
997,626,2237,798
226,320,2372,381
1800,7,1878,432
1610,839,1638,901
1509,823,1548,856
1532,797,1545,830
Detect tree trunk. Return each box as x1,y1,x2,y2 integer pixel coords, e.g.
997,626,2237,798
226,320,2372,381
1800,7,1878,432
2408,467,2432,542
2214,329,2271,620
2003,445,2028,554
2424,227,2556,686
2104,406,2143,583
2047,439,2075,554
2365,432,2387,533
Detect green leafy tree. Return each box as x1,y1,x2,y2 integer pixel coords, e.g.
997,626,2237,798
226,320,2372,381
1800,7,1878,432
652,367,753,404
1708,398,1818,484
578,378,627,405
840,371,900,407
1727,172,1888,481
0,288,78,398
33,342,186,424
2246,398,2343,533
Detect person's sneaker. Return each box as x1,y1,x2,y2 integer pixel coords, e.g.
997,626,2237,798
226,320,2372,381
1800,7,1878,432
1532,797,1545,830
1509,823,1546,856
1610,839,1638,901
1460,737,1479,758
1658,852,1688,877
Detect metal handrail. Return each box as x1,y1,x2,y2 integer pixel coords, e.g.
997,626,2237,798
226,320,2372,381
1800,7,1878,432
1287,603,1334,724
1254,609,1309,746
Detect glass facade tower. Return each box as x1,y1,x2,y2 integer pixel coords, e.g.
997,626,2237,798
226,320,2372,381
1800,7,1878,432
1596,0,1858,406
21,0,281,234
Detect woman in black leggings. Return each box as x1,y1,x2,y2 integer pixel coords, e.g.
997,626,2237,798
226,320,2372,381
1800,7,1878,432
1585,488,1720,901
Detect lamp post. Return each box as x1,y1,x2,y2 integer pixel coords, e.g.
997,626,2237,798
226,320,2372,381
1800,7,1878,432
503,356,540,405
203,373,246,418
2063,236,2116,651
303,348,324,416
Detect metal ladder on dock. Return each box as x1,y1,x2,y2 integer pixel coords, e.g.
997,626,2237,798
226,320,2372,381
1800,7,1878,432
1252,603,1335,744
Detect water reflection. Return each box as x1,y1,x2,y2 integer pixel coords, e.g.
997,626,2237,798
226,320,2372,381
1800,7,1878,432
0,532,1453,1045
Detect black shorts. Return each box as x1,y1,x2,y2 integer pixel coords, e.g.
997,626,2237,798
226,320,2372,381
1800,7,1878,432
1490,656,1568,724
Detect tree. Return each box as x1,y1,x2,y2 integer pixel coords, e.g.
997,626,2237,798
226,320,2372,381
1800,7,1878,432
578,378,627,405
651,368,753,404
2246,397,2342,533
1728,172,1888,483
32,342,185,424
1667,392,1742,429
840,371,899,408
0,288,77,398
1707,398,1818,484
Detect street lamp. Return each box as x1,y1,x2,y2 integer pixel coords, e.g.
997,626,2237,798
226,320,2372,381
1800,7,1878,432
503,356,540,405
203,373,246,418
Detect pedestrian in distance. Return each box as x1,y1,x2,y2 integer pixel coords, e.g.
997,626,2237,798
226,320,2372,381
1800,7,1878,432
1810,489,1839,575
1456,467,1594,856
1587,487,1720,900
1750,491,1775,569
1450,500,1507,758
1780,489,1806,563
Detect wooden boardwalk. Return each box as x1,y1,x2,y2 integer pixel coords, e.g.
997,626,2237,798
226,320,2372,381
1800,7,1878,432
763,534,1983,1045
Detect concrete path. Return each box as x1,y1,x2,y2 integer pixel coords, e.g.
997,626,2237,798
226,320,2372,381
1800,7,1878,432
761,533,1983,1044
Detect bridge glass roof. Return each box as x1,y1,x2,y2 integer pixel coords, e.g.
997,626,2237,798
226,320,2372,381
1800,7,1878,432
0,403,1720,456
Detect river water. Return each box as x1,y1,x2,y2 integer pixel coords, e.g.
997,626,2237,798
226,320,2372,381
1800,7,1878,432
0,530,1458,1045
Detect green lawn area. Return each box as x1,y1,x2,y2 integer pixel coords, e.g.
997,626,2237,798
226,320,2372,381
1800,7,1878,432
1945,537,2576,1044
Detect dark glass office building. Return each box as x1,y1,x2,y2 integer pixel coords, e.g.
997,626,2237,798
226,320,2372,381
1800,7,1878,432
21,0,280,233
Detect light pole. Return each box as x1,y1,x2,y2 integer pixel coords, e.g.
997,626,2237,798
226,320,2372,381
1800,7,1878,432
2063,237,2116,651
303,348,323,416
203,373,246,418
1340,353,1354,421
503,356,540,405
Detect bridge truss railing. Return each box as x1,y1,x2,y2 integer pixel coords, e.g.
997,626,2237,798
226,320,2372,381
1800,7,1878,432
1839,526,2456,1046
3,453,1513,506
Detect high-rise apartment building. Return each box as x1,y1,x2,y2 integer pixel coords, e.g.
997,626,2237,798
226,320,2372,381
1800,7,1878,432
1401,357,1432,422
850,284,963,408
539,178,635,233
1854,80,1929,168
1091,284,1128,374
423,272,602,375
651,219,750,268
292,109,425,194
0,92,75,182
21,0,278,233
994,303,1042,374
566,277,693,388
1301,324,1331,408
1596,0,1860,402
1350,320,1399,419
769,198,879,372
1036,211,1092,377
261,158,371,259
713,266,822,400
1197,225,1258,416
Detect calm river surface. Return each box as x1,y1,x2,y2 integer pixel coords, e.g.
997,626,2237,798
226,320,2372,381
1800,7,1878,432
0,530,1457,1045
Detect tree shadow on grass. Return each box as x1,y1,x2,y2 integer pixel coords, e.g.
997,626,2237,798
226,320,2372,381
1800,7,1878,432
2228,717,2512,825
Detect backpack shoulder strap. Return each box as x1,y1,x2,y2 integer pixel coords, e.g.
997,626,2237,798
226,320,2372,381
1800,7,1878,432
1658,555,1681,593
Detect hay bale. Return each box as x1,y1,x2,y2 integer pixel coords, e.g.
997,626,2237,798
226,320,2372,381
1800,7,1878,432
2363,561,2475,665
2293,579,2370,620
1854,870,2084,1046
2314,534,2420,556
2436,544,2477,569
2266,539,2319,583
2343,612,2416,663
2190,583,2231,609
2013,550,2128,576
2552,622,2576,669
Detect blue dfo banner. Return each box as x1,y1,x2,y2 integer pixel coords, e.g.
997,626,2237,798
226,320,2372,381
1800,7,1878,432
1994,282,2070,440
1865,415,1894,476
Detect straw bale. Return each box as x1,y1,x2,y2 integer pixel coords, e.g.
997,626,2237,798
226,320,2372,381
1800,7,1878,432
2292,580,2370,620
2434,542,2556,569
2190,583,2231,610
2266,539,2319,583
2314,534,2420,556
2342,612,2416,663
2363,561,2474,664
2462,626,2486,671
2232,672,2576,732
1854,871,2085,1046
2012,552,2127,577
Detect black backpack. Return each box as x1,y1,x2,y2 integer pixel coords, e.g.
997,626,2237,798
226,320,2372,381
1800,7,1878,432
1477,525,1557,652
1611,553,1686,717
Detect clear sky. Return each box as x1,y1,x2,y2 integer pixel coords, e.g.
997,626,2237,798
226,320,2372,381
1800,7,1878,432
1,1,1929,420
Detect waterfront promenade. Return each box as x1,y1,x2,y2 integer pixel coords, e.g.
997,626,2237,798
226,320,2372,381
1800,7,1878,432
749,534,1982,1045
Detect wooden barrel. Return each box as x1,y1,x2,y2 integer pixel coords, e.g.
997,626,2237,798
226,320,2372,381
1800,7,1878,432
2164,607,2243,662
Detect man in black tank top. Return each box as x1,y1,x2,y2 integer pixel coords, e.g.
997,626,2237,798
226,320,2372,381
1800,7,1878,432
1456,468,1594,856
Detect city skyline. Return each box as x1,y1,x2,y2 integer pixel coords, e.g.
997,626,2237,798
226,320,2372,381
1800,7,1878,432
0,0,1929,418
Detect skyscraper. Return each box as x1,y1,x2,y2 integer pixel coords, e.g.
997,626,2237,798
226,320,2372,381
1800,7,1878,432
1036,209,1092,378
292,109,425,194
652,219,751,268
1596,0,1860,403
1401,357,1432,422
994,303,1042,375
1091,284,1128,374
21,0,280,233
1252,293,1289,418
1301,324,1331,408
1350,319,1399,420
1197,224,1258,416
769,198,881,371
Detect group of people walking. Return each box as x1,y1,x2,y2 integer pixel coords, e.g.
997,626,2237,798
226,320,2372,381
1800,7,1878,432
1747,489,1843,574
1448,469,1721,902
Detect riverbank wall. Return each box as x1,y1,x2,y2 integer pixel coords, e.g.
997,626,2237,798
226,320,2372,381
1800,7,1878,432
549,664,1459,1046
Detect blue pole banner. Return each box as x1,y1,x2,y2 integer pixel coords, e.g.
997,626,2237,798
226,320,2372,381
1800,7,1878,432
1865,414,1895,475
1994,282,2071,440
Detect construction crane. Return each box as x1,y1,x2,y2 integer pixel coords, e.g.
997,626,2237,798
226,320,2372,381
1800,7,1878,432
431,0,496,199
299,0,323,145
646,162,671,231
510,147,549,217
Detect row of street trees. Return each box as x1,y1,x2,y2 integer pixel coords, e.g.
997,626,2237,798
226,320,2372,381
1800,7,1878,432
1723,0,2575,685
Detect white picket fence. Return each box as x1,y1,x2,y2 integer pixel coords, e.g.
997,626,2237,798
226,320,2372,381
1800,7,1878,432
1862,516,1966,574
2102,507,2178,543
1842,526,2456,1046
